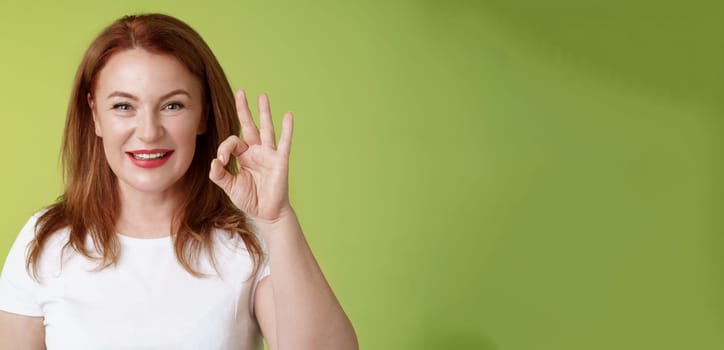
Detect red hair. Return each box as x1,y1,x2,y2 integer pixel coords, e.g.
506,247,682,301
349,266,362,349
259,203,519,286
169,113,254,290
27,13,263,278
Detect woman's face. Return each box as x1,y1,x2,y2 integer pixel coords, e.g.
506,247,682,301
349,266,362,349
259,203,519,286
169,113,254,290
89,48,206,197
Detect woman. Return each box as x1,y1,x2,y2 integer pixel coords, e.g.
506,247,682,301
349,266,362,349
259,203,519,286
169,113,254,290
0,13,358,350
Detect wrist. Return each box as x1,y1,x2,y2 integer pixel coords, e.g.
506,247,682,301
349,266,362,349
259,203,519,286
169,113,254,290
249,204,296,232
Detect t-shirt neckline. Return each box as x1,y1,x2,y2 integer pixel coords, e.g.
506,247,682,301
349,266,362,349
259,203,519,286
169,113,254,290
116,233,172,246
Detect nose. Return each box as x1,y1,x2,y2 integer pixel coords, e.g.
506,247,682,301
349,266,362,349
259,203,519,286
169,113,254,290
136,108,165,143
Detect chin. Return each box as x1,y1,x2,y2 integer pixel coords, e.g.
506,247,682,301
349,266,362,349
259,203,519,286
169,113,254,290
118,175,186,196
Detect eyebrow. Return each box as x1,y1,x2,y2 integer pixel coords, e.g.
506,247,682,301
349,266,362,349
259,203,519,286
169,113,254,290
106,89,191,101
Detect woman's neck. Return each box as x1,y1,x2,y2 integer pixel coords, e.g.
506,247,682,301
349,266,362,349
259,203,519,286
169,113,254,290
115,182,183,239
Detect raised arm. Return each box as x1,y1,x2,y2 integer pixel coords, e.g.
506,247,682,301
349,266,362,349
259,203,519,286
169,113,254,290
209,90,358,350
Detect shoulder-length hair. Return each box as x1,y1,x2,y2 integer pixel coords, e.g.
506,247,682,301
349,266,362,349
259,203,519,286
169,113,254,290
27,13,262,278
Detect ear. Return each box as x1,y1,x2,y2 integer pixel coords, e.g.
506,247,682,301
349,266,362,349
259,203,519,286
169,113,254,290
88,93,102,137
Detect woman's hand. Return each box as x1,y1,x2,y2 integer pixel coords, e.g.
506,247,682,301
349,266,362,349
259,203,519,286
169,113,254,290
209,90,294,224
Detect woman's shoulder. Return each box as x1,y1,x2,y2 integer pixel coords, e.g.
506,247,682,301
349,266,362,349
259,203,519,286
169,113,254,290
3,210,70,280
18,208,71,244
13,210,59,243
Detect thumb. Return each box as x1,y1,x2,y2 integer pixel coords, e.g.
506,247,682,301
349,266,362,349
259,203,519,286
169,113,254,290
209,158,235,195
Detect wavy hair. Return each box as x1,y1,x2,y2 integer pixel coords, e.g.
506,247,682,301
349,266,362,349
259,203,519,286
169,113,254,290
27,13,262,279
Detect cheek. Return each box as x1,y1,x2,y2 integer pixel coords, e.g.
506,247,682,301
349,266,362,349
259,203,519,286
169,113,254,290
97,120,135,159
99,120,133,143
167,124,202,151
170,118,203,139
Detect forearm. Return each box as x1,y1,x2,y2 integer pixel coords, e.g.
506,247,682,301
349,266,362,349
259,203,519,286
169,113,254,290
255,208,358,350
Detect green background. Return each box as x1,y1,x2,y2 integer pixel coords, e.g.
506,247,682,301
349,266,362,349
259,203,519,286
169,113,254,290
1,0,722,349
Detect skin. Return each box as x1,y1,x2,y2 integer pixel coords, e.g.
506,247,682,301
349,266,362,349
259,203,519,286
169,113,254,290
90,49,208,237
212,90,358,349
0,312,44,350
0,48,358,349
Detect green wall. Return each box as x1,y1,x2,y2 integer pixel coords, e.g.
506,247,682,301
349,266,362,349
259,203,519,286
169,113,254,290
1,0,722,349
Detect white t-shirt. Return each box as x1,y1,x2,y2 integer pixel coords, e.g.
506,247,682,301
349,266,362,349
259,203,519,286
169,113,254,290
0,213,270,350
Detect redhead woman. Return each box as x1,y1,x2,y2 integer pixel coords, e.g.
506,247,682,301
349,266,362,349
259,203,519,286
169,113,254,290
0,13,358,350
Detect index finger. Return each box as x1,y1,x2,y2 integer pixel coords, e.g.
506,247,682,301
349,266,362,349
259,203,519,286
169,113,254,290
235,89,261,145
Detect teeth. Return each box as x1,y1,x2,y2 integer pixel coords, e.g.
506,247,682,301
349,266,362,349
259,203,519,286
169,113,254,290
133,152,167,160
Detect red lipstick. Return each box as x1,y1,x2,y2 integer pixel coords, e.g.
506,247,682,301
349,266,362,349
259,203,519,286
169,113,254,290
126,149,174,169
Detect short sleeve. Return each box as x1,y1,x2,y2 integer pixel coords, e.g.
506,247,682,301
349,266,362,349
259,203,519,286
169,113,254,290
0,215,43,316
248,236,271,317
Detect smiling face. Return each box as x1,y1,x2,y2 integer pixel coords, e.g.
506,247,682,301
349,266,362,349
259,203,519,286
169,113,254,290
89,48,206,197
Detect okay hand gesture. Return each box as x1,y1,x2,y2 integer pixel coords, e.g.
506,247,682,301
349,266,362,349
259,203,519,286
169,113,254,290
209,90,294,223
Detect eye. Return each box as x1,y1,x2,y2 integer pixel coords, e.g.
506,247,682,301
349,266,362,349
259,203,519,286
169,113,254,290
112,103,132,111
164,102,185,110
